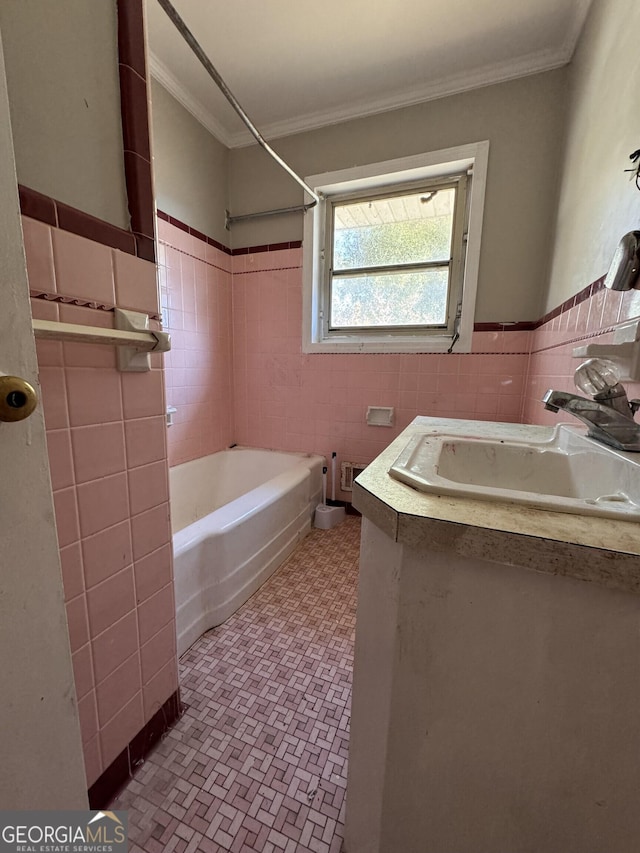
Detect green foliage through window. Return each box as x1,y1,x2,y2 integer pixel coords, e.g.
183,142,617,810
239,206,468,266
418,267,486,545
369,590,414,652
330,186,456,328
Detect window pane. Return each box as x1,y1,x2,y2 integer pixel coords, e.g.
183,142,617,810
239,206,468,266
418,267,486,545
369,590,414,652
333,187,455,271
330,268,449,328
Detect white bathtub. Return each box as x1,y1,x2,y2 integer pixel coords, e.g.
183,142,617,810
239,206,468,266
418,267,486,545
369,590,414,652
170,447,324,655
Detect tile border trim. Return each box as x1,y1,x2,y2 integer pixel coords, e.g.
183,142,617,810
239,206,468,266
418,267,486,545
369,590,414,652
30,290,113,312
157,238,231,275
157,212,607,330
30,290,162,322
156,209,303,256
157,209,232,255
473,278,606,332
473,321,537,332
232,240,303,255
19,186,137,256
535,276,606,329
117,0,155,261
88,688,182,808
529,324,621,354
17,1,156,262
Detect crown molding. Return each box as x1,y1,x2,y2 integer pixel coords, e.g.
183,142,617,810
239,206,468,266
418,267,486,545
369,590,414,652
559,0,593,63
228,45,573,148
151,0,591,151
148,52,234,148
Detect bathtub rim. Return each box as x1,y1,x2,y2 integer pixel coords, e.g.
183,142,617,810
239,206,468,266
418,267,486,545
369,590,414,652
170,445,326,536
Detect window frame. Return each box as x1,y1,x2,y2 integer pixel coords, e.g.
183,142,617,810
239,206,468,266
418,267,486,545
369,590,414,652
325,174,468,338
302,141,489,354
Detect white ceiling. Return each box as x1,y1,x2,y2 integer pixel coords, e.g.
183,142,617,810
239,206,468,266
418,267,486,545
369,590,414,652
147,0,592,149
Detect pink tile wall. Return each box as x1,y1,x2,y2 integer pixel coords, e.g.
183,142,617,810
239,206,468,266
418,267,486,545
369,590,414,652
231,249,529,500
232,246,640,477
157,218,234,466
522,286,640,425
27,203,636,793
158,213,640,500
24,216,178,788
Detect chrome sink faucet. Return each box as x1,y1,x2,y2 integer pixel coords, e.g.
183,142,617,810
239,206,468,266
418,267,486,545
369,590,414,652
543,359,640,452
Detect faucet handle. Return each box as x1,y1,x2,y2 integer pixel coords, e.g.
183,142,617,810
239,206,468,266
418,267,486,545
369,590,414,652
574,359,621,395
574,359,635,418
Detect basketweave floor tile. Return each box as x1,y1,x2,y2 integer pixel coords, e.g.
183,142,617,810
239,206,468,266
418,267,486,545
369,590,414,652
113,516,360,853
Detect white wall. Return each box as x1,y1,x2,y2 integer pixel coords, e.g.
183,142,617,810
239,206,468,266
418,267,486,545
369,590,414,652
544,0,640,311
229,71,568,323
0,0,129,228
151,79,229,244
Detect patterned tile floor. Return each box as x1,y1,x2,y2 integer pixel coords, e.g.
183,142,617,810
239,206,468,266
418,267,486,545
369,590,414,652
114,516,361,853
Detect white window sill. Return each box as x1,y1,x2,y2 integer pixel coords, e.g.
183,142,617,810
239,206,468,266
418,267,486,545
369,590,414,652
302,330,471,354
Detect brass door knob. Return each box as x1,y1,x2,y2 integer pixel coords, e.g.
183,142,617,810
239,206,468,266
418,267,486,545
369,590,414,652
0,374,38,422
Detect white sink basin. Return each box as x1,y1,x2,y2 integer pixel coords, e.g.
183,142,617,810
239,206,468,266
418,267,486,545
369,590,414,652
388,423,640,519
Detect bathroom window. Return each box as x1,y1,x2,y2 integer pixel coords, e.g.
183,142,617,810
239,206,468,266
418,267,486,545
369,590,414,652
302,142,489,353
328,178,465,333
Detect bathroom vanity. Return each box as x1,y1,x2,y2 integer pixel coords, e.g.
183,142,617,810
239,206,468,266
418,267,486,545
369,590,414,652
344,417,640,853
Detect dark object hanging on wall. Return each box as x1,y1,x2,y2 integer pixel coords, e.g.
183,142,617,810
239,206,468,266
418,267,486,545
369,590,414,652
625,149,640,190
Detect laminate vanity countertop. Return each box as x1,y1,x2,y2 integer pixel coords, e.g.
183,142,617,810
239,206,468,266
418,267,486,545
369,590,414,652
352,417,640,595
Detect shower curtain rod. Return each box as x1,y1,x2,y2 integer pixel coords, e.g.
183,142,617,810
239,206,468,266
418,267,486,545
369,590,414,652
155,0,321,228
225,202,317,229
